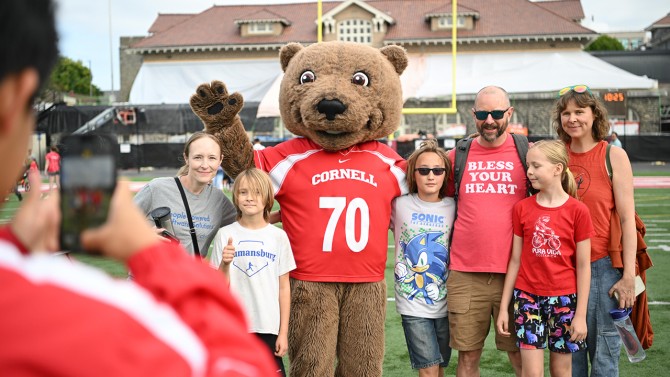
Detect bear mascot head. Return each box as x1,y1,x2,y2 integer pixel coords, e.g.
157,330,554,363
277,41,407,151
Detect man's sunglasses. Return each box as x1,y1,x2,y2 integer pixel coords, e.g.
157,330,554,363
473,108,509,121
415,167,447,176
558,84,592,97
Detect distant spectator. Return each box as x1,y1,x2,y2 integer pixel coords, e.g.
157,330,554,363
213,166,225,190
609,132,622,148
253,138,265,150
44,145,60,191
29,157,39,172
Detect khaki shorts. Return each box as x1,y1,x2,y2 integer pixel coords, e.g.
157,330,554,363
446,270,518,352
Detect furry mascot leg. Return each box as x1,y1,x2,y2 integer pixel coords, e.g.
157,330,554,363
335,281,386,377
288,279,339,376
288,279,386,377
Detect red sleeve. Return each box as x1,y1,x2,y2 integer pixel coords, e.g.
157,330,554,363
128,243,276,376
0,226,29,255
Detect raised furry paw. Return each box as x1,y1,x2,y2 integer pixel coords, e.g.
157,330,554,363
189,80,244,133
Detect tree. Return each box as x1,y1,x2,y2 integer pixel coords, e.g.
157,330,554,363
48,57,102,96
585,35,625,51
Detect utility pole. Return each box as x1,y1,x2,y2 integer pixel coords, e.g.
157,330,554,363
108,0,114,103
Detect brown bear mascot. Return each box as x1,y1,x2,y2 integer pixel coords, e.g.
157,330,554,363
191,41,408,377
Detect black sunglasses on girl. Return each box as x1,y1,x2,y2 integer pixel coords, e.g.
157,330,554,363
414,168,446,176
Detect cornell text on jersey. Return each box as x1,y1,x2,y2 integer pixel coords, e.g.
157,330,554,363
312,169,378,187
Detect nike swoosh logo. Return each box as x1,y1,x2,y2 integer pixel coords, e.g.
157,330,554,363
338,159,350,163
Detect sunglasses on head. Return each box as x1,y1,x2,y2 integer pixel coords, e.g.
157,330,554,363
415,167,446,176
558,84,592,97
473,108,509,121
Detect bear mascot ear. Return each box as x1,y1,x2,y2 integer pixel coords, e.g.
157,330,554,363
380,45,408,75
280,43,304,73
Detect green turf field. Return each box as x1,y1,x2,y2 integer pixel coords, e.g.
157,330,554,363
1,185,669,375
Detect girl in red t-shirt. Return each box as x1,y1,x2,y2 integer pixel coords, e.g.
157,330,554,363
496,140,594,377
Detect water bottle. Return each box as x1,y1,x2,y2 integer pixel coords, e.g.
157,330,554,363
150,207,176,236
610,308,646,362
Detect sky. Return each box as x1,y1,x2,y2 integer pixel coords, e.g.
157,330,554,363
54,0,670,92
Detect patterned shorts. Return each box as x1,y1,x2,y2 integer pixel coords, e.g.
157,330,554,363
513,288,587,353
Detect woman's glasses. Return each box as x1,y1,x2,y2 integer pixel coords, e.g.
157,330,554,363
415,167,446,176
558,84,592,97
473,108,509,120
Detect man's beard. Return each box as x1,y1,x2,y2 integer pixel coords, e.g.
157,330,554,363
477,120,508,143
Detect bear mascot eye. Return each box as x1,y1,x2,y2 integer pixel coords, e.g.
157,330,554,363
351,71,369,86
299,70,316,84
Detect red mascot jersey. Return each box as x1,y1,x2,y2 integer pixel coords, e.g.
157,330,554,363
255,138,407,282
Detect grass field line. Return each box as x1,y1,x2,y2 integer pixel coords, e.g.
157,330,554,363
387,297,670,305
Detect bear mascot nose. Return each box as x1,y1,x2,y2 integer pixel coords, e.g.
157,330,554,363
317,99,347,121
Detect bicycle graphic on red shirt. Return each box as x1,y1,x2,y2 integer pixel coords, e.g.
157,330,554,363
532,215,561,250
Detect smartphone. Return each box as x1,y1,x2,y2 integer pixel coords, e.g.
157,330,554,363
160,229,180,244
59,134,117,252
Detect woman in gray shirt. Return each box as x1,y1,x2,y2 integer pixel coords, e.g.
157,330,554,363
134,132,236,258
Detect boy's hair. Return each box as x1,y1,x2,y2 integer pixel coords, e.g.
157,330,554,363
552,89,610,143
529,140,577,198
177,132,222,176
50,146,58,152
405,139,450,197
232,168,274,222
0,0,59,102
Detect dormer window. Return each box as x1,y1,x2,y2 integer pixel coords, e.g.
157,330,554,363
235,10,290,37
249,22,273,34
426,7,479,31
438,16,465,29
338,19,372,44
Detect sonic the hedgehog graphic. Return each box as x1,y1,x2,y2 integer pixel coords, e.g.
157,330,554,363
395,231,448,305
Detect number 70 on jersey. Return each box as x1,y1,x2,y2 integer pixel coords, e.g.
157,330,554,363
320,197,370,253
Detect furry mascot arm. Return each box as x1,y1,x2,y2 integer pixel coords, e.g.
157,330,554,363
189,80,254,179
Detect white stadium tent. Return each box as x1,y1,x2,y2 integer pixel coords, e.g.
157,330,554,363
407,50,657,99
128,50,657,117
129,59,282,104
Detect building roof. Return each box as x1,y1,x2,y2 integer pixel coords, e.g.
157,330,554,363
380,0,593,43
646,12,670,31
424,3,480,20
323,0,394,24
147,14,194,34
132,0,595,51
533,0,585,22
234,9,291,25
